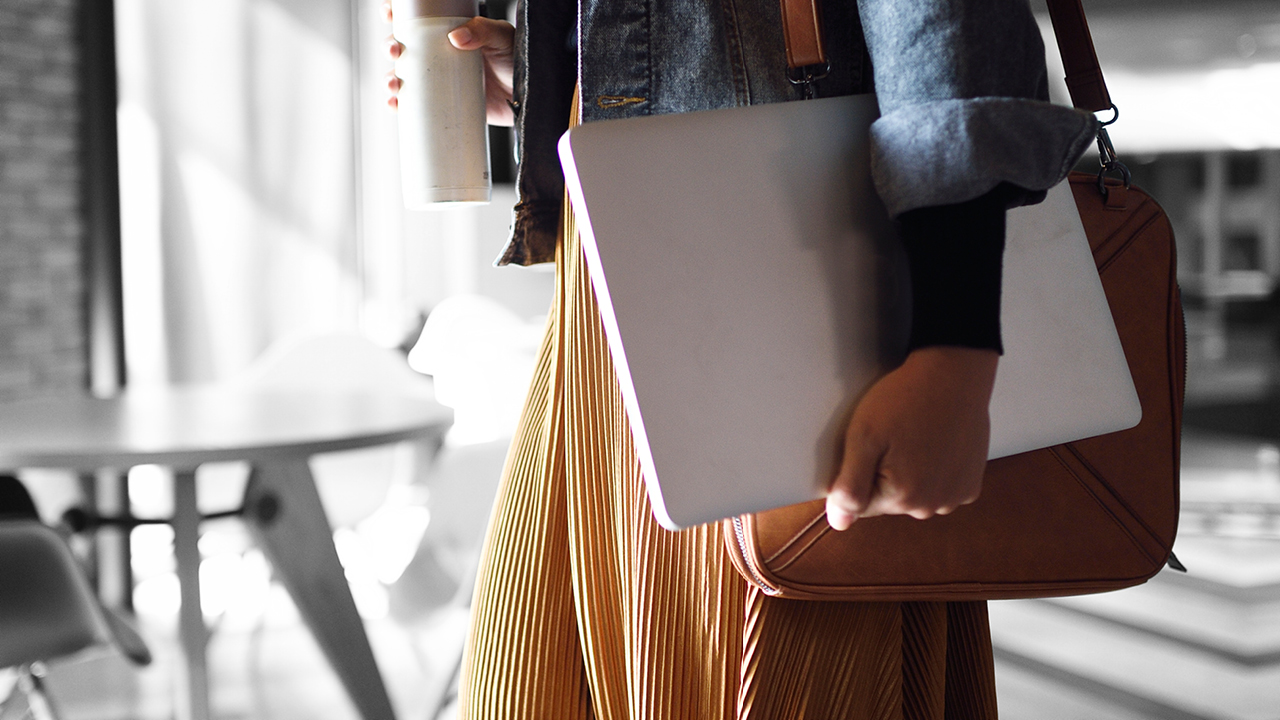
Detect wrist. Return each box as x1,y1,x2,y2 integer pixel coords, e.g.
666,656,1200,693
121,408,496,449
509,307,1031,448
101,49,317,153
902,346,999,398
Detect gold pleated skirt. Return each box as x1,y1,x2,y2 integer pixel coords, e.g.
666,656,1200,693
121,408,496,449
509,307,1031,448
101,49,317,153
458,97,999,720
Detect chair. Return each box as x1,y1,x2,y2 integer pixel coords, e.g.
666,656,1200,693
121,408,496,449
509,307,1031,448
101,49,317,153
0,519,151,720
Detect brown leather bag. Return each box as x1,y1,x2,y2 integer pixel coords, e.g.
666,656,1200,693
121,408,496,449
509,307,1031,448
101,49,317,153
724,0,1185,601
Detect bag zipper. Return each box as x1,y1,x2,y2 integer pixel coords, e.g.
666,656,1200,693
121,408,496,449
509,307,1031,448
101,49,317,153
731,516,783,596
1169,283,1188,574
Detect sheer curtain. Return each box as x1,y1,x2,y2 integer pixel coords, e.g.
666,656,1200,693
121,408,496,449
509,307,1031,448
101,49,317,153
115,0,362,385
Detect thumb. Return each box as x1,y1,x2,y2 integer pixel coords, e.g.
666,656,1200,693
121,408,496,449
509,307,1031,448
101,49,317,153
826,429,879,531
448,17,511,51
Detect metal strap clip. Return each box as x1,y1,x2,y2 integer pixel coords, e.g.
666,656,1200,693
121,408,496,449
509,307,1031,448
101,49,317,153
787,61,830,100
1094,104,1131,198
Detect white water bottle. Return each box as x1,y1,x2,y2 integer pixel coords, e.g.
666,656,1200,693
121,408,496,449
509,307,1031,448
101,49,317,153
393,0,491,209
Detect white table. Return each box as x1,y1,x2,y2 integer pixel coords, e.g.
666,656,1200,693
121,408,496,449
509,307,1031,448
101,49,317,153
0,385,453,720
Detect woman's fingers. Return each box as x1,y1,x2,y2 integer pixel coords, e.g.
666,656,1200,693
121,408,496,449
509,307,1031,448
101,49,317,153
444,17,516,126
448,24,473,47
384,70,402,108
382,3,401,108
825,347,996,529
826,426,880,531
447,17,516,53
383,4,399,108
385,35,403,60
384,12,516,124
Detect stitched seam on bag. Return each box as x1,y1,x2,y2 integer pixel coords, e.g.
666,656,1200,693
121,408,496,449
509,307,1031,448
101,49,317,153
1095,206,1160,275
727,517,783,594
745,514,788,594
763,511,828,565
1090,210,1162,271
1073,175,1132,259
1063,444,1169,551
1091,191,1155,257
729,575,1160,601
771,524,832,573
1085,203,1182,559
1166,224,1187,436
1167,268,1186,517
1084,188,1151,251
1048,446,1162,568
1104,206,1182,546
1077,215,1182,552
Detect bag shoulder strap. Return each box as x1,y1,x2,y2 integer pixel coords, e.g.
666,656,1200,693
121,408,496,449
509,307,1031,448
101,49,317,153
1043,0,1112,112
778,0,827,70
777,0,1112,114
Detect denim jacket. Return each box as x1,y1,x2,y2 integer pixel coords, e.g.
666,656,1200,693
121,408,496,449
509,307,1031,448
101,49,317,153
496,0,1099,267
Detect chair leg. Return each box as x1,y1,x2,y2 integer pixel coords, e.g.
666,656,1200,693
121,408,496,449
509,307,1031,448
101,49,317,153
16,666,59,720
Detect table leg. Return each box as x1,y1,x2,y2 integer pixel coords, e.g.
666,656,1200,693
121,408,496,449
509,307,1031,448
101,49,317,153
94,468,133,611
244,460,397,720
172,469,210,720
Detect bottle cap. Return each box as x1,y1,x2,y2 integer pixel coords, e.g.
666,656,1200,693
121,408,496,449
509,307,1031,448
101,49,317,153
392,0,479,19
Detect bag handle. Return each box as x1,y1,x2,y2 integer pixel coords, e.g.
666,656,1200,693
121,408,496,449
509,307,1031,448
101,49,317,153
777,0,1112,115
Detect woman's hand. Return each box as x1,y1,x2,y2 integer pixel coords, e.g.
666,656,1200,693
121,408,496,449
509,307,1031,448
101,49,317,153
383,3,516,126
825,346,997,530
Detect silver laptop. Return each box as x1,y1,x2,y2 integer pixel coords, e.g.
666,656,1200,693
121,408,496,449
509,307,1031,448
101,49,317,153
558,94,1141,530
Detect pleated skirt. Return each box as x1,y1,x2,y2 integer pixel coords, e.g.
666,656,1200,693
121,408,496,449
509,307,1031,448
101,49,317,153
458,98,1000,720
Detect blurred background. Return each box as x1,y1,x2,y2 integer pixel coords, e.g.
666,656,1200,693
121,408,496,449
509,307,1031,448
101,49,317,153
0,0,1276,719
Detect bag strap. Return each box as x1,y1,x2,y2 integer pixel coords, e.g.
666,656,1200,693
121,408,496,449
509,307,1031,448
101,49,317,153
1043,0,1112,113
777,0,1112,115
779,0,827,71
778,0,829,97
777,0,1129,194
1037,0,1129,194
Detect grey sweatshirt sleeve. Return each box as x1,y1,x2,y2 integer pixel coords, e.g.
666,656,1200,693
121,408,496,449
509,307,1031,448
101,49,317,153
855,0,1099,217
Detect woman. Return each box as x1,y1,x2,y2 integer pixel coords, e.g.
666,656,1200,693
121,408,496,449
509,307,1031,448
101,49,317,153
387,1,1097,716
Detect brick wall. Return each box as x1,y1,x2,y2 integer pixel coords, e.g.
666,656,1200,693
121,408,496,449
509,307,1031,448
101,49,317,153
0,0,86,400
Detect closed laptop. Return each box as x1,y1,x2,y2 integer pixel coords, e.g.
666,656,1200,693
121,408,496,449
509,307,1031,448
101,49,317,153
558,94,1142,530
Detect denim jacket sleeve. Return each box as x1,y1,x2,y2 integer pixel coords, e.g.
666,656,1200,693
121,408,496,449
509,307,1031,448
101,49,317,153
498,0,1100,266
496,0,576,267
855,0,1098,216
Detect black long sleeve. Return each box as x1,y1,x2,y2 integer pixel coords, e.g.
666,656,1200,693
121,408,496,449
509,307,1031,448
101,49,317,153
898,184,1019,355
